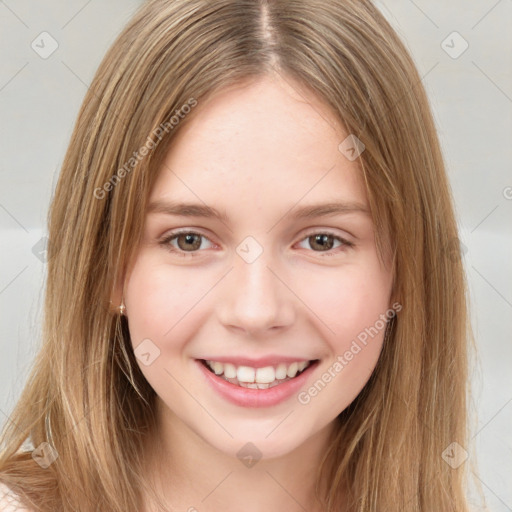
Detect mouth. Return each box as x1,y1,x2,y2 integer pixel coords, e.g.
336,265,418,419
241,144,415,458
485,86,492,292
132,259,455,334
198,358,320,389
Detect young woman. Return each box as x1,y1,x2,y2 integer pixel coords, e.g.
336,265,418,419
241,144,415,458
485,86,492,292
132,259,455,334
0,0,480,510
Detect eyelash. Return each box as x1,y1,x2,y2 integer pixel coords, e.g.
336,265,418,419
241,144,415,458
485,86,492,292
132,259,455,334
158,229,354,258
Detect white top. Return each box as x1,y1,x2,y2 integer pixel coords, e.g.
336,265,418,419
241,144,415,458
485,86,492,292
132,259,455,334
0,483,31,512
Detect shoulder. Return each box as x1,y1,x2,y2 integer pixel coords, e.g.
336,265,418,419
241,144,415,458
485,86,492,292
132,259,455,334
0,482,33,512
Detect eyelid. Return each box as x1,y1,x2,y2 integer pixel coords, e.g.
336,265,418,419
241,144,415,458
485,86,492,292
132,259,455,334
158,227,354,256
295,229,354,256
158,228,217,255
299,227,353,243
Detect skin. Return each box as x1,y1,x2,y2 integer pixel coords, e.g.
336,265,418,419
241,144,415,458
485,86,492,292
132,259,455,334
117,72,394,512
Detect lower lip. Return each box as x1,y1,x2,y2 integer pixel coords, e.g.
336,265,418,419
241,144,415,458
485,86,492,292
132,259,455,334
195,359,319,408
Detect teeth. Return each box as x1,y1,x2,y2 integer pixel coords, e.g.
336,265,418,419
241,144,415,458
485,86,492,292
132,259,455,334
212,361,223,375
297,361,308,372
287,362,299,378
275,363,288,380
237,366,255,383
204,359,312,385
255,366,275,383
224,363,237,379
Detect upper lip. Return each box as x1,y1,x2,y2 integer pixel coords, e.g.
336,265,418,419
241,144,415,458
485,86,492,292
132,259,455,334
197,356,318,368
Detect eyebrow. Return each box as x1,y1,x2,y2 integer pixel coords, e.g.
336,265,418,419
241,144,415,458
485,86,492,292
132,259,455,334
146,200,370,222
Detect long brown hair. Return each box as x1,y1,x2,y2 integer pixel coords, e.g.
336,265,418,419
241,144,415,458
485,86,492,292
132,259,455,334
0,0,481,510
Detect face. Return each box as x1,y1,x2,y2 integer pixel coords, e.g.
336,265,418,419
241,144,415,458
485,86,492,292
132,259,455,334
122,74,394,461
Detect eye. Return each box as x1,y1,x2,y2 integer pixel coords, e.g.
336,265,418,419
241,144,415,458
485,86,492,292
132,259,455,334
158,229,354,257
159,230,214,256
296,231,354,256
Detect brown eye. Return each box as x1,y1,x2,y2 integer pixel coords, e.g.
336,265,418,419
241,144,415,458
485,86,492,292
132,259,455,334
175,233,202,251
159,231,213,256
308,234,336,251
297,231,353,256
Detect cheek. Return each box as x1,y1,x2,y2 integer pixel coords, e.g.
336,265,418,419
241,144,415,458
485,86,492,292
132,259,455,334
124,251,208,348
295,270,390,413
124,253,213,401
301,260,392,408
295,258,392,347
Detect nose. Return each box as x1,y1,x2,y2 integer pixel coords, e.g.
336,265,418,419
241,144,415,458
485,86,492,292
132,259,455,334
217,248,296,336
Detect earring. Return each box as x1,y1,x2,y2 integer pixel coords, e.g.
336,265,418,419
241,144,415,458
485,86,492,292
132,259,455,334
118,300,126,316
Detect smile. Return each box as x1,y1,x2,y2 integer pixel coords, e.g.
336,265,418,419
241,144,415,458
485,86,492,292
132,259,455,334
200,359,315,389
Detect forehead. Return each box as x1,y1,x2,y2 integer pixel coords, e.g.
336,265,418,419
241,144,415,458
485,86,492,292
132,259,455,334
149,75,368,220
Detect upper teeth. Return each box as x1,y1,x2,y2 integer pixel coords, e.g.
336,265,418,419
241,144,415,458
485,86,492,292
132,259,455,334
205,360,311,383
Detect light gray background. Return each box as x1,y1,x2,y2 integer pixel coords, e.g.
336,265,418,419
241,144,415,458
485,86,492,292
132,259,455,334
0,1,511,510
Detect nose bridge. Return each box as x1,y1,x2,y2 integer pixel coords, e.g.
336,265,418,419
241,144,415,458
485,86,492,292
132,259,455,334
217,239,294,334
